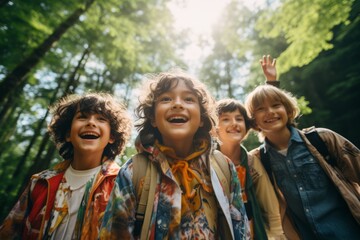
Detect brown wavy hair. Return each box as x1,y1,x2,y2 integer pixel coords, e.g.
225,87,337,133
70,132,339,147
135,69,216,145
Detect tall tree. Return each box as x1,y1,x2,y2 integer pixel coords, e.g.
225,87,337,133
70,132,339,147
0,0,95,106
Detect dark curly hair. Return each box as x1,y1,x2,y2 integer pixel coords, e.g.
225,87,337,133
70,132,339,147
48,92,132,161
135,69,216,145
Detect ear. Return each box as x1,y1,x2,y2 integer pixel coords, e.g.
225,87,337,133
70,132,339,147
151,117,157,127
108,136,115,144
199,119,204,127
66,132,71,142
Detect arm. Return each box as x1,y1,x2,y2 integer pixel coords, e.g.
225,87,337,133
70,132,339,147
99,160,136,239
248,153,285,239
260,55,280,87
0,184,30,239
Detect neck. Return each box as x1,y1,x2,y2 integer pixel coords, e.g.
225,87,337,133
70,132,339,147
265,127,291,150
220,142,241,165
71,152,103,170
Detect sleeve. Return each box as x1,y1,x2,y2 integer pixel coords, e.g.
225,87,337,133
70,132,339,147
317,128,360,184
99,159,137,239
249,154,285,238
0,183,31,239
265,80,280,88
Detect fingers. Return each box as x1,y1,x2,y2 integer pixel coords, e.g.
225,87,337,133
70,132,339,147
260,55,276,66
272,57,276,66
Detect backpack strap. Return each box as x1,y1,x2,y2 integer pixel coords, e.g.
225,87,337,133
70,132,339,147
132,154,158,239
134,151,232,239
259,144,274,184
210,150,231,200
304,129,335,166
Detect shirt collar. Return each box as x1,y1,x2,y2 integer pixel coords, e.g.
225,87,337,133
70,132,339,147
264,126,303,152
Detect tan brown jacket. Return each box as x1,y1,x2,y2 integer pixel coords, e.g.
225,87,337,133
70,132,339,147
249,127,360,240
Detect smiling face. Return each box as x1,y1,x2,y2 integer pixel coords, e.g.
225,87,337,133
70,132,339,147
66,111,114,161
253,99,289,136
217,109,247,145
152,80,203,150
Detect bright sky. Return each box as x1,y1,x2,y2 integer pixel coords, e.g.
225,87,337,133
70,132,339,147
167,0,267,72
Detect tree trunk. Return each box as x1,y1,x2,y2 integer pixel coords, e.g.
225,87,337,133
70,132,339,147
0,0,96,107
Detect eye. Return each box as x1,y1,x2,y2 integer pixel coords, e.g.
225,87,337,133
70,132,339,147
184,96,196,102
255,106,265,112
97,115,108,122
273,103,282,108
158,96,172,102
236,117,244,122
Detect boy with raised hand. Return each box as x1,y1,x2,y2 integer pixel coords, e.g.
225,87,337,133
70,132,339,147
245,83,360,239
0,92,132,239
100,69,250,239
214,55,285,240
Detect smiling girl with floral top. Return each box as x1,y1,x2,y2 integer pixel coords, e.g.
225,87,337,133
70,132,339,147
100,69,250,239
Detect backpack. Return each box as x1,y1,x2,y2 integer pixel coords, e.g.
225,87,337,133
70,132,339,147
259,128,335,185
132,150,231,239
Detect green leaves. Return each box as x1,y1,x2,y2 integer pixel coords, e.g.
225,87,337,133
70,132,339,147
256,0,354,74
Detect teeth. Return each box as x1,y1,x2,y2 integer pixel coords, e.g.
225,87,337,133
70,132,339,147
168,116,187,123
80,132,99,139
169,116,186,121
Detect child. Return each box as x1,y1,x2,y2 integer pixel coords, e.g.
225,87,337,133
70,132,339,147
214,55,284,240
100,69,250,239
0,92,132,239
215,98,284,240
245,84,360,239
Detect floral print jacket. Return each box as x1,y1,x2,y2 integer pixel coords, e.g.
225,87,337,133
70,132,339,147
0,159,120,240
100,135,250,239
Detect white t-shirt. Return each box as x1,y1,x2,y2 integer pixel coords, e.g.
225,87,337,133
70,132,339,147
51,164,101,240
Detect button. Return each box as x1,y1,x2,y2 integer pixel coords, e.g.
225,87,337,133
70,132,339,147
305,208,309,212
294,174,297,178
299,187,303,191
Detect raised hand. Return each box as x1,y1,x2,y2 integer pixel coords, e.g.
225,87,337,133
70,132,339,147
260,55,277,81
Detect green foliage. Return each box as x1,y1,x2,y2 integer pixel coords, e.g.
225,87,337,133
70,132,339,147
0,0,183,222
297,96,312,115
256,0,354,75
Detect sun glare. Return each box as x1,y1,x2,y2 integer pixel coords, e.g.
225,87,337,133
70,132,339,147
168,0,267,72
168,0,267,35
168,0,229,35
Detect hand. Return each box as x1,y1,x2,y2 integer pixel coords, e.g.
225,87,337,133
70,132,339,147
260,55,277,81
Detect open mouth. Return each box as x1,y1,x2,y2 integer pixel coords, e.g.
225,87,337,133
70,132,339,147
265,117,279,123
227,130,240,133
168,116,188,123
80,132,100,139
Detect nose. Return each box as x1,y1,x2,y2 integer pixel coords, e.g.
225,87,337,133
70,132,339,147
172,97,184,109
87,115,97,126
266,106,276,115
231,118,237,126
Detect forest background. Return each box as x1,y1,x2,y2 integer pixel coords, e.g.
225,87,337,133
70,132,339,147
0,0,359,221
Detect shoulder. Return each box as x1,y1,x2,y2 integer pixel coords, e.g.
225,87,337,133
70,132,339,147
301,126,334,135
301,126,343,143
101,160,120,176
248,147,261,159
30,160,69,180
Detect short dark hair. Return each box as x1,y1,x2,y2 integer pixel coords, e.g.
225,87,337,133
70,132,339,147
48,92,132,160
216,98,254,131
